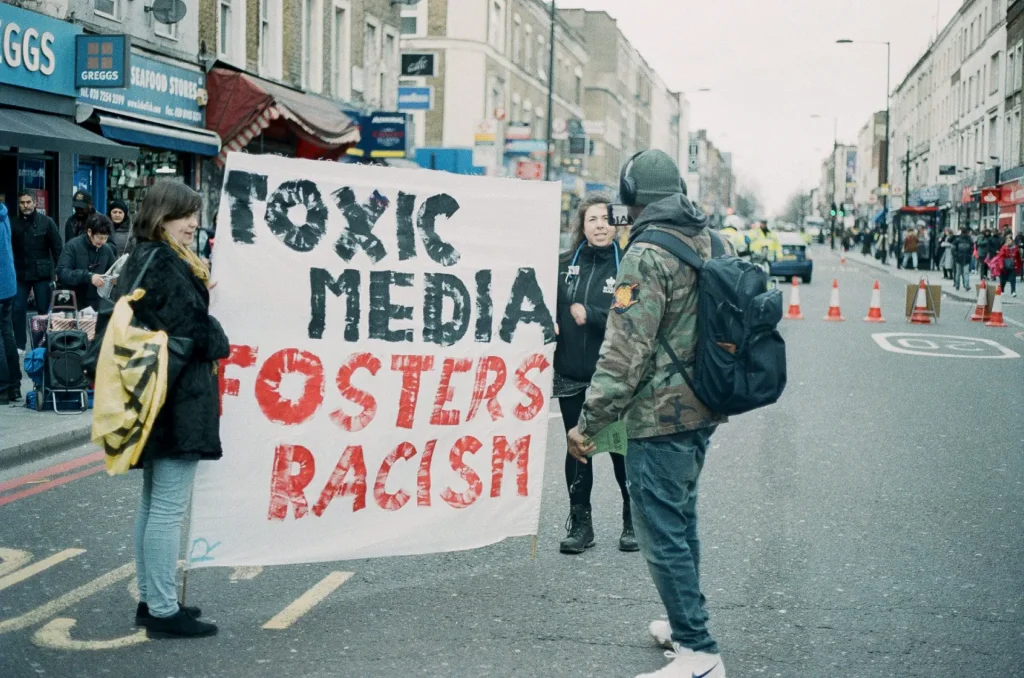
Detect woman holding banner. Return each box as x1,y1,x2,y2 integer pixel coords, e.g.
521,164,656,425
553,194,636,555
116,181,230,639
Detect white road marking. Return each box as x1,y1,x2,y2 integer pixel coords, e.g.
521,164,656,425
0,549,86,592
872,333,1020,359
31,617,148,651
0,548,33,578
262,571,353,630
230,566,264,581
0,562,134,635
1004,315,1024,328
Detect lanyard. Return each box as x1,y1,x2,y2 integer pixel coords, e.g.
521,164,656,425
565,242,620,285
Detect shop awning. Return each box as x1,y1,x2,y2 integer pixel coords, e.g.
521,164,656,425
900,205,939,213
206,67,360,166
97,115,222,157
0,108,137,159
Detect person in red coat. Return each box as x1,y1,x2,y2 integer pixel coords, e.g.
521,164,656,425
994,233,1020,297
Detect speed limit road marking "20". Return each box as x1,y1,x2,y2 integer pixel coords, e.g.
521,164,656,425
872,333,1021,359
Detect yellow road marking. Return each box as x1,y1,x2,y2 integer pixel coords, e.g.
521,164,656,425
31,617,148,650
0,549,86,592
262,571,353,630
0,562,134,635
0,548,33,578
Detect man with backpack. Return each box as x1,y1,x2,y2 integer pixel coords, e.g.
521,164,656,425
952,227,974,292
567,150,786,678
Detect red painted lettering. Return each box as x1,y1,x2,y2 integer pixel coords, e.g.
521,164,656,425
429,358,473,426
466,356,507,422
513,353,550,421
255,348,325,425
440,436,484,509
267,444,316,520
218,344,258,416
390,355,435,428
417,439,437,507
313,445,368,516
490,435,530,498
374,442,417,511
331,352,382,432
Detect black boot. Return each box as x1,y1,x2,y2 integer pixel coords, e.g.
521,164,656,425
145,609,218,639
135,602,202,626
9,385,22,403
559,505,595,554
619,505,639,552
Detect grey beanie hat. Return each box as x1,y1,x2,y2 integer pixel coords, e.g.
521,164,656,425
625,149,685,206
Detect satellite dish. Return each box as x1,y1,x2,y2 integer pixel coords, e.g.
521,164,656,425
147,0,187,24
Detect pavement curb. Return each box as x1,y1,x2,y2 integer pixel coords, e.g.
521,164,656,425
0,422,93,468
822,249,979,303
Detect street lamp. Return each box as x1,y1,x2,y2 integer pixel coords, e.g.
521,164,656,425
837,39,891,216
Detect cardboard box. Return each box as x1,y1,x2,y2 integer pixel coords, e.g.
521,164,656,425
905,284,942,318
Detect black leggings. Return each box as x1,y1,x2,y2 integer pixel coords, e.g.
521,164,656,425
1000,268,1017,295
559,390,629,509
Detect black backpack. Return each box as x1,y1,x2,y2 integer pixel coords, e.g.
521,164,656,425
633,229,787,416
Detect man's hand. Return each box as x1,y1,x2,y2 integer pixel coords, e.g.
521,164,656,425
91,274,105,288
567,426,594,464
570,303,587,326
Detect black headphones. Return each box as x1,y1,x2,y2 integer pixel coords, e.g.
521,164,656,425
619,150,689,206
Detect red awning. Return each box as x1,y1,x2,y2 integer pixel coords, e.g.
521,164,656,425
899,205,939,213
206,67,360,166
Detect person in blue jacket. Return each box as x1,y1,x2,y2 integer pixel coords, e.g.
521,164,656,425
0,196,19,404
553,193,635,554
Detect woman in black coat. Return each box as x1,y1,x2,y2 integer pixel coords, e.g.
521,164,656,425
116,181,229,639
553,194,635,555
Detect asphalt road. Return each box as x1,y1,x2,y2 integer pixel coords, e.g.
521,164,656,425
1,246,1023,678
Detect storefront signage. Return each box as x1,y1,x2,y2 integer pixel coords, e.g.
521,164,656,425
504,139,546,154
0,3,81,97
360,112,408,158
516,160,543,180
505,123,532,141
400,53,436,77
1000,180,1024,205
75,34,129,88
397,86,433,111
78,51,206,126
981,187,1000,204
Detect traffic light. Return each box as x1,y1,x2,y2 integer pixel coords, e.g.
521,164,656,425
838,206,845,217
830,202,837,217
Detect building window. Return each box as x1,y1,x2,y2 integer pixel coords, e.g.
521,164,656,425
1014,107,1022,165
400,0,427,38
488,0,505,51
512,16,522,65
258,0,283,78
537,34,546,79
302,0,324,93
511,93,520,123
401,16,417,34
383,30,398,109
524,25,533,74
364,18,380,104
1005,112,1013,164
1016,42,1024,90
155,14,178,39
989,115,998,158
523,99,533,127
94,0,120,20
218,0,232,58
575,71,582,104
332,1,350,98
991,52,1000,94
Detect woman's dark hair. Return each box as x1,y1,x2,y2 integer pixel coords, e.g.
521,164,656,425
85,213,113,236
569,193,614,252
133,180,203,241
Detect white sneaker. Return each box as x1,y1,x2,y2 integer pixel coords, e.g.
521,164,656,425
649,619,673,649
635,643,726,678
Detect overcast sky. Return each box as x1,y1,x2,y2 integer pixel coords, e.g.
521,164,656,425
557,0,961,214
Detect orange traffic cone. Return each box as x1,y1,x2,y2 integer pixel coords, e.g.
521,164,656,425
985,285,1008,327
840,252,847,267
970,279,990,322
864,280,885,322
909,280,932,324
824,279,845,321
786,277,804,320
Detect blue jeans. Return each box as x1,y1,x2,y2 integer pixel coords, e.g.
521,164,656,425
626,428,719,654
953,263,970,291
0,297,19,393
13,280,51,350
134,458,199,618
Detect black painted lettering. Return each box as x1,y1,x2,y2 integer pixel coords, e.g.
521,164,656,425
332,187,389,263
396,191,417,261
423,273,470,346
309,268,361,341
416,194,461,266
369,271,414,343
224,170,267,244
266,180,329,252
475,269,493,343
499,268,555,345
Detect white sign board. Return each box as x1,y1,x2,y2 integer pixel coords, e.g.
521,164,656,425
187,153,561,569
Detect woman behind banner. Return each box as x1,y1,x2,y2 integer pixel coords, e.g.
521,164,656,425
553,194,636,555
115,181,230,638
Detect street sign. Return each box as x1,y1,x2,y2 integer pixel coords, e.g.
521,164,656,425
568,135,587,156
552,118,568,141
516,160,544,180
891,186,904,196
505,122,532,141
867,193,878,205
397,86,433,110
400,53,437,77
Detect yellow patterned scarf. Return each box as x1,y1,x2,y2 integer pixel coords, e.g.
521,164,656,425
161,230,210,285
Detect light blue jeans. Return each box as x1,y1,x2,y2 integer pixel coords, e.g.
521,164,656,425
954,263,971,290
626,428,719,654
134,458,199,618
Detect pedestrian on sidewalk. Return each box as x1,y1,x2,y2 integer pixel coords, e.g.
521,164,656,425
977,229,997,280
108,199,135,258
554,194,636,555
952,228,973,292
63,189,95,245
568,150,728,678
11,190,61,352
995,233,1020,297
939,228,955,279
0,195,20,406
115,181,229,639
902,227,919,270
57,213,117,312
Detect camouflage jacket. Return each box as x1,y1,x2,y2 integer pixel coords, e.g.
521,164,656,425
578,200,730,440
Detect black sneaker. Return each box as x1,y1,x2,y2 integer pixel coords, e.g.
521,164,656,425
135,602,202,626
619,506,639,552
145,609,218,639
8,386,22,403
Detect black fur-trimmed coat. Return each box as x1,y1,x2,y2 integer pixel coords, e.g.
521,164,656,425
115,240,230,466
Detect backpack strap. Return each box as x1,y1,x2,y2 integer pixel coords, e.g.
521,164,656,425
658,334,699,395
633,229,706,271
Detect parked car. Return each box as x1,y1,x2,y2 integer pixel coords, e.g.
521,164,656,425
769,232,813,283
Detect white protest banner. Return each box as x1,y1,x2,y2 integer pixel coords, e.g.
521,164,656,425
186,153,561,569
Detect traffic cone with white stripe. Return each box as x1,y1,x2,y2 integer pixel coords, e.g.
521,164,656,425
840,251,847,267
970,279,990,322
786,277,804,320
909,279,932,324
824,279,845,321
985,285,1008,327
864,280,885,322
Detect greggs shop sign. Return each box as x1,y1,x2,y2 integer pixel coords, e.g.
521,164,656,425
0,3,80,97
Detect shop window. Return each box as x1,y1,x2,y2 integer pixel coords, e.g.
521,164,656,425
95,0,121,20
107,152,193,220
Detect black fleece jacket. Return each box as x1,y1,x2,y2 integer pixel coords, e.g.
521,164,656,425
553,242,620,384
